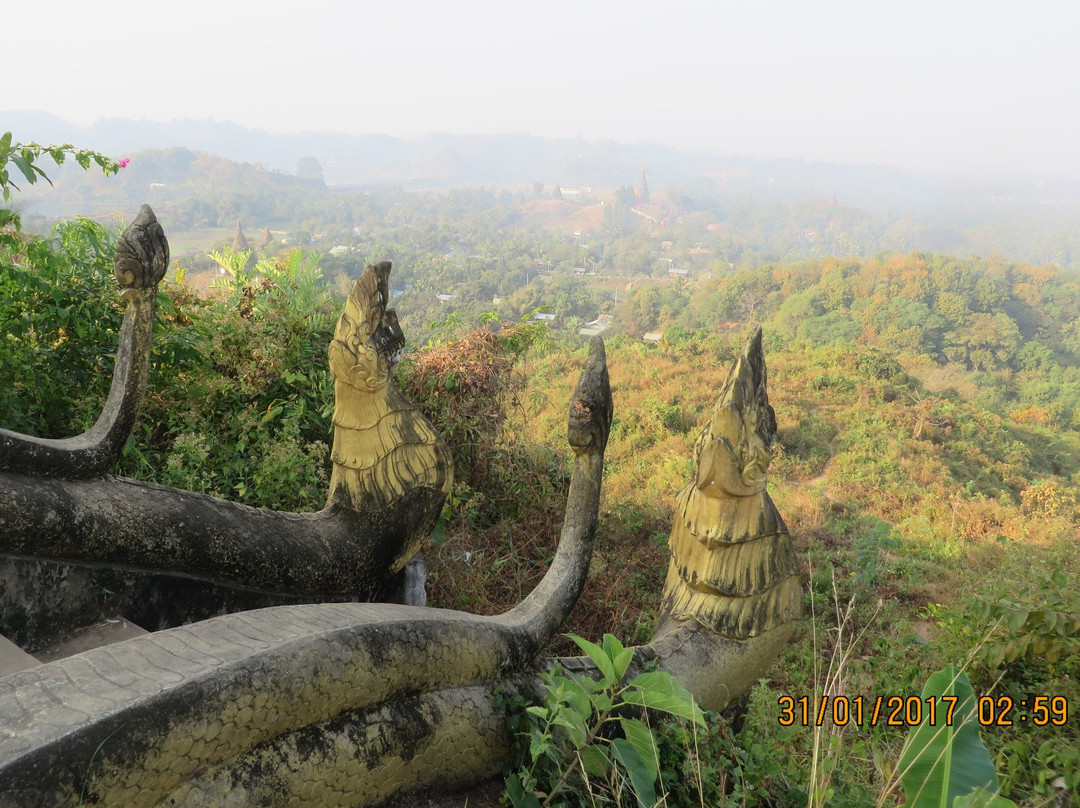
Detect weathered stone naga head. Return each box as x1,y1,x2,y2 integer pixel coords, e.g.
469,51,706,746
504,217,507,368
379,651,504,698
0,204,168,479
567,336,613,456
113,204,170,297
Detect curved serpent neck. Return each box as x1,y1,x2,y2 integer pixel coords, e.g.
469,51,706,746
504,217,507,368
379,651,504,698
0,204,168,478
503,338,611,651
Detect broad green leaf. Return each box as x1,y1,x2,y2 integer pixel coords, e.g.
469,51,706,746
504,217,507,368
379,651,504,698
611,737,657,808
899,665,1000,808
953,787,1019,808
550,708,587,747
612,647,635,682
10,154,38,185
566,633,615,684
619,717,659,781
0,131,12,151
555,675,592,719
591,691,613,712
504,773,541,808
1005,610,1028,632
529,735,553,762
602,633,625,659
579,744,610,778
625,671,705,724
505,772,523,803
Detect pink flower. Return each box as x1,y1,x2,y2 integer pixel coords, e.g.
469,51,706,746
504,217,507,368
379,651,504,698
118,158,130,168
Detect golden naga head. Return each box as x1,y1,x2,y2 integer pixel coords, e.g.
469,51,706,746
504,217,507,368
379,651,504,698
329,262,405,392
694,326,776,498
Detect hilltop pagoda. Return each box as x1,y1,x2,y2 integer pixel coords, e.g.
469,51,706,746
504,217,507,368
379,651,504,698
634,166,650,202
232,221,258,272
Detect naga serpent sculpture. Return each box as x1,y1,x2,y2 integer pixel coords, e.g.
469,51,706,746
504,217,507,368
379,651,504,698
0,329,800,807
0,204,169,478
0,335,613,807
555,326,803,710
0,207,801,806
0,210,452,629
646,325,803,708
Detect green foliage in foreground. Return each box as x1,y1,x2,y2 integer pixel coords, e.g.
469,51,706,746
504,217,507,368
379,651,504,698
505,634,704,808
1,131,121,230
509,647,1025,808
124,244,338,510
0,217,122,435
976,567,1080,672
898,666,1013,808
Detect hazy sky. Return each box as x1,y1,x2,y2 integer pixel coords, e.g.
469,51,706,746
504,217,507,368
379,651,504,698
9,0,1080,179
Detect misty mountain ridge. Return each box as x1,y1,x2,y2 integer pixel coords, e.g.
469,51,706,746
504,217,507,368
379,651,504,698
9,110,1080,214
5,111,1080,269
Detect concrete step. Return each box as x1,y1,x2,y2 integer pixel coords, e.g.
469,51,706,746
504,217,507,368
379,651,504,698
0,632,40,676
35,617,149,664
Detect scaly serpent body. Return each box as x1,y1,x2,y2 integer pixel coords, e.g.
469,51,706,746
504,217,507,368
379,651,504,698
0,339,613,808
0,310,801,805
0,251,452,601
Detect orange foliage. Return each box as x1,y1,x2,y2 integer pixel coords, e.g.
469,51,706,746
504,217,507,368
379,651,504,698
1009,405,1051,425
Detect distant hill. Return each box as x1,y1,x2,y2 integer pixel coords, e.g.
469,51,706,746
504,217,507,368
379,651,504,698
5,112,1080,268
8,110,1080,215
0,110,1005,207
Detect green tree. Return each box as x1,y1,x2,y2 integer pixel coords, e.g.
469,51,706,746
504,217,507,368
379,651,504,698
0,132,122,230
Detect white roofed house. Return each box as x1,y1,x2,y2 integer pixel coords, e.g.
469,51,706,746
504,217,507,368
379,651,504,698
578,315,613,338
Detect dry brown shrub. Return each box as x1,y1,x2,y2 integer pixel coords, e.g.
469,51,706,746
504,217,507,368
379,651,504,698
952,495,1010,542
398,329,518,486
